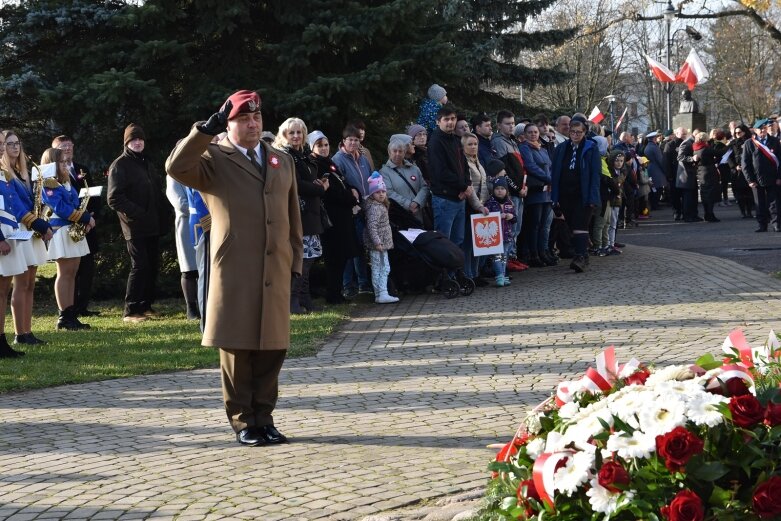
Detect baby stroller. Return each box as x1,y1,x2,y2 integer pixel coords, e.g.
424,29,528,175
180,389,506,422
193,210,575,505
388,201,475,299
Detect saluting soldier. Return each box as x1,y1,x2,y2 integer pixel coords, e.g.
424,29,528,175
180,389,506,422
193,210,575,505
166,90,303,447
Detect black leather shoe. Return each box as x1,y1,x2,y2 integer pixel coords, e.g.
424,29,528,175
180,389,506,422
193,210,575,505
236,427,266,446
260,424,289,444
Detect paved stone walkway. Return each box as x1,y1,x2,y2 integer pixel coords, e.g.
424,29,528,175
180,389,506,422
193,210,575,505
2,245,781,520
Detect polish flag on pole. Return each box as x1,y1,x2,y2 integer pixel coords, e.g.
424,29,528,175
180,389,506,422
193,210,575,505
675,48,709,91
614,107,628,131
587,106,604,124
645,54,676,83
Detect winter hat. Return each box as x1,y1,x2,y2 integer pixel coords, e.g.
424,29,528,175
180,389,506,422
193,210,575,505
427,84,447,102
124,123,145,145
223,90,261,120
307,130,327,149
406,124,426,139
513,123,526,138
570,114,588,125
593,135,608,156
485,159,506,178
390,134,413,146
492,176,508,190
663,129,673,137
365,171,386,199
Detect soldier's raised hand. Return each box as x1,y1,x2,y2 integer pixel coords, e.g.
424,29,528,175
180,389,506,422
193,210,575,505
198,100,233,136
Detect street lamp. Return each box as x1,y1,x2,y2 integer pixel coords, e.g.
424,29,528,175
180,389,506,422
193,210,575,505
605,94,617,132
664,0,676,130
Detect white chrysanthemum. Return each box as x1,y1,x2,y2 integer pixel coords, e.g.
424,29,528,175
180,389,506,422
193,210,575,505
586,478,635,515
558,401,580,420
526,437,545,460
564,408,613,445
607,390,654,428
686,393,728,427
653,379,704,399
645,365,696,386
606,430,656,459
554,451,594,496
525,413,543,435
638,398,686,437
545,431,565,453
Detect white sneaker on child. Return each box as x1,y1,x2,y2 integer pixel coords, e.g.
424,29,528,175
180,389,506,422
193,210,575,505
375,292,399,304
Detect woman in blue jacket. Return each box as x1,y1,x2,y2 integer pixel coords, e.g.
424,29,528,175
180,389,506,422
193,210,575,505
40,148,94,330
519,124,554,267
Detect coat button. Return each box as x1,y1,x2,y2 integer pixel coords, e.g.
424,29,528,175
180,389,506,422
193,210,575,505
267,219,272,224
265,281,271,287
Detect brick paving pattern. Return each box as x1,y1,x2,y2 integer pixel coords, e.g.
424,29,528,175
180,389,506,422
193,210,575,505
2,245,780,520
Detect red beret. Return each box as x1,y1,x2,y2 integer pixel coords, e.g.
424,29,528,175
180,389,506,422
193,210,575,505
223,90,261,120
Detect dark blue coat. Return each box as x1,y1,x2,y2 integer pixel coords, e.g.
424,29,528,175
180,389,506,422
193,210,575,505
551,138,601,207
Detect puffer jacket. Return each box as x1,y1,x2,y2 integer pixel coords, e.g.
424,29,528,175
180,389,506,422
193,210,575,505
364,197,393,251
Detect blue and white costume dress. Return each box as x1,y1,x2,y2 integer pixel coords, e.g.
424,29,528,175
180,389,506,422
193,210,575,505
0,174,29,277
12,175,49,267
41,180,91,260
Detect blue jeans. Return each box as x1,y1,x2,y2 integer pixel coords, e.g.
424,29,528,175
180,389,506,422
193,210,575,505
510,195,524,258
432,196,466,248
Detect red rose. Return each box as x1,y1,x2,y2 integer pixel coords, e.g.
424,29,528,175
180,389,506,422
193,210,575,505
598,461,630,493
729,394,765,428
710,377,751,397
753,476,781,519
655,426,704,472
660,490,704,521
765,403,781,427
624,368,650,386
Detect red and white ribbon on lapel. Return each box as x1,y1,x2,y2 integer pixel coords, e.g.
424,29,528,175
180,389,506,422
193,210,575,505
751,138,780,168
722,329,754,368
532,450,572,509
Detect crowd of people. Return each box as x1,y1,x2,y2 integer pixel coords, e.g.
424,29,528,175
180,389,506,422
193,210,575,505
2,84,780,361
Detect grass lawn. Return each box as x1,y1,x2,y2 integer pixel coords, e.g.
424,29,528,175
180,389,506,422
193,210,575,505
0,288,357,393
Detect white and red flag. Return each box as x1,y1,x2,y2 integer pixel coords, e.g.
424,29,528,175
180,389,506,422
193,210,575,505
614,107,628,131
587,106,604,124
645,54,676,83
675,48,709,90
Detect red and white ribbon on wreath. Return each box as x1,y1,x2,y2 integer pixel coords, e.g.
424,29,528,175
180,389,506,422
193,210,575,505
532,450,573,509
555,347,642,406
706,363,754,393
722,329,754,368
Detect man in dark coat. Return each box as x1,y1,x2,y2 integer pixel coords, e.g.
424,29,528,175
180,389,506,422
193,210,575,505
742,118,781,232
52,135,103,317
676,131,702,222
428,105,470,249
663,128,686,220
166,90,303,447
107,124,165,322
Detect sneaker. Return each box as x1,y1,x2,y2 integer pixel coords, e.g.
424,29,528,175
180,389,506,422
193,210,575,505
598,248,608,257
614,242,626,248
123,314,148,324
609,246,622,255
358,287,374,295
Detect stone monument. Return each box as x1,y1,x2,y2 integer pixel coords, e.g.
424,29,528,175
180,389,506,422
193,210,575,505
672,89,706,133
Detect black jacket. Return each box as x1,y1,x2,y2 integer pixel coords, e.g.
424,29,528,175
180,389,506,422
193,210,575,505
107,148,164,240
313,154,361,259
663,137,682,183
287,147,326,236
427,128,469,201
742,135,781,187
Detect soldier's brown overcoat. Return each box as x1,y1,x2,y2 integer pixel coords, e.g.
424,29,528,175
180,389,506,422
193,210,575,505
166,126,303,350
